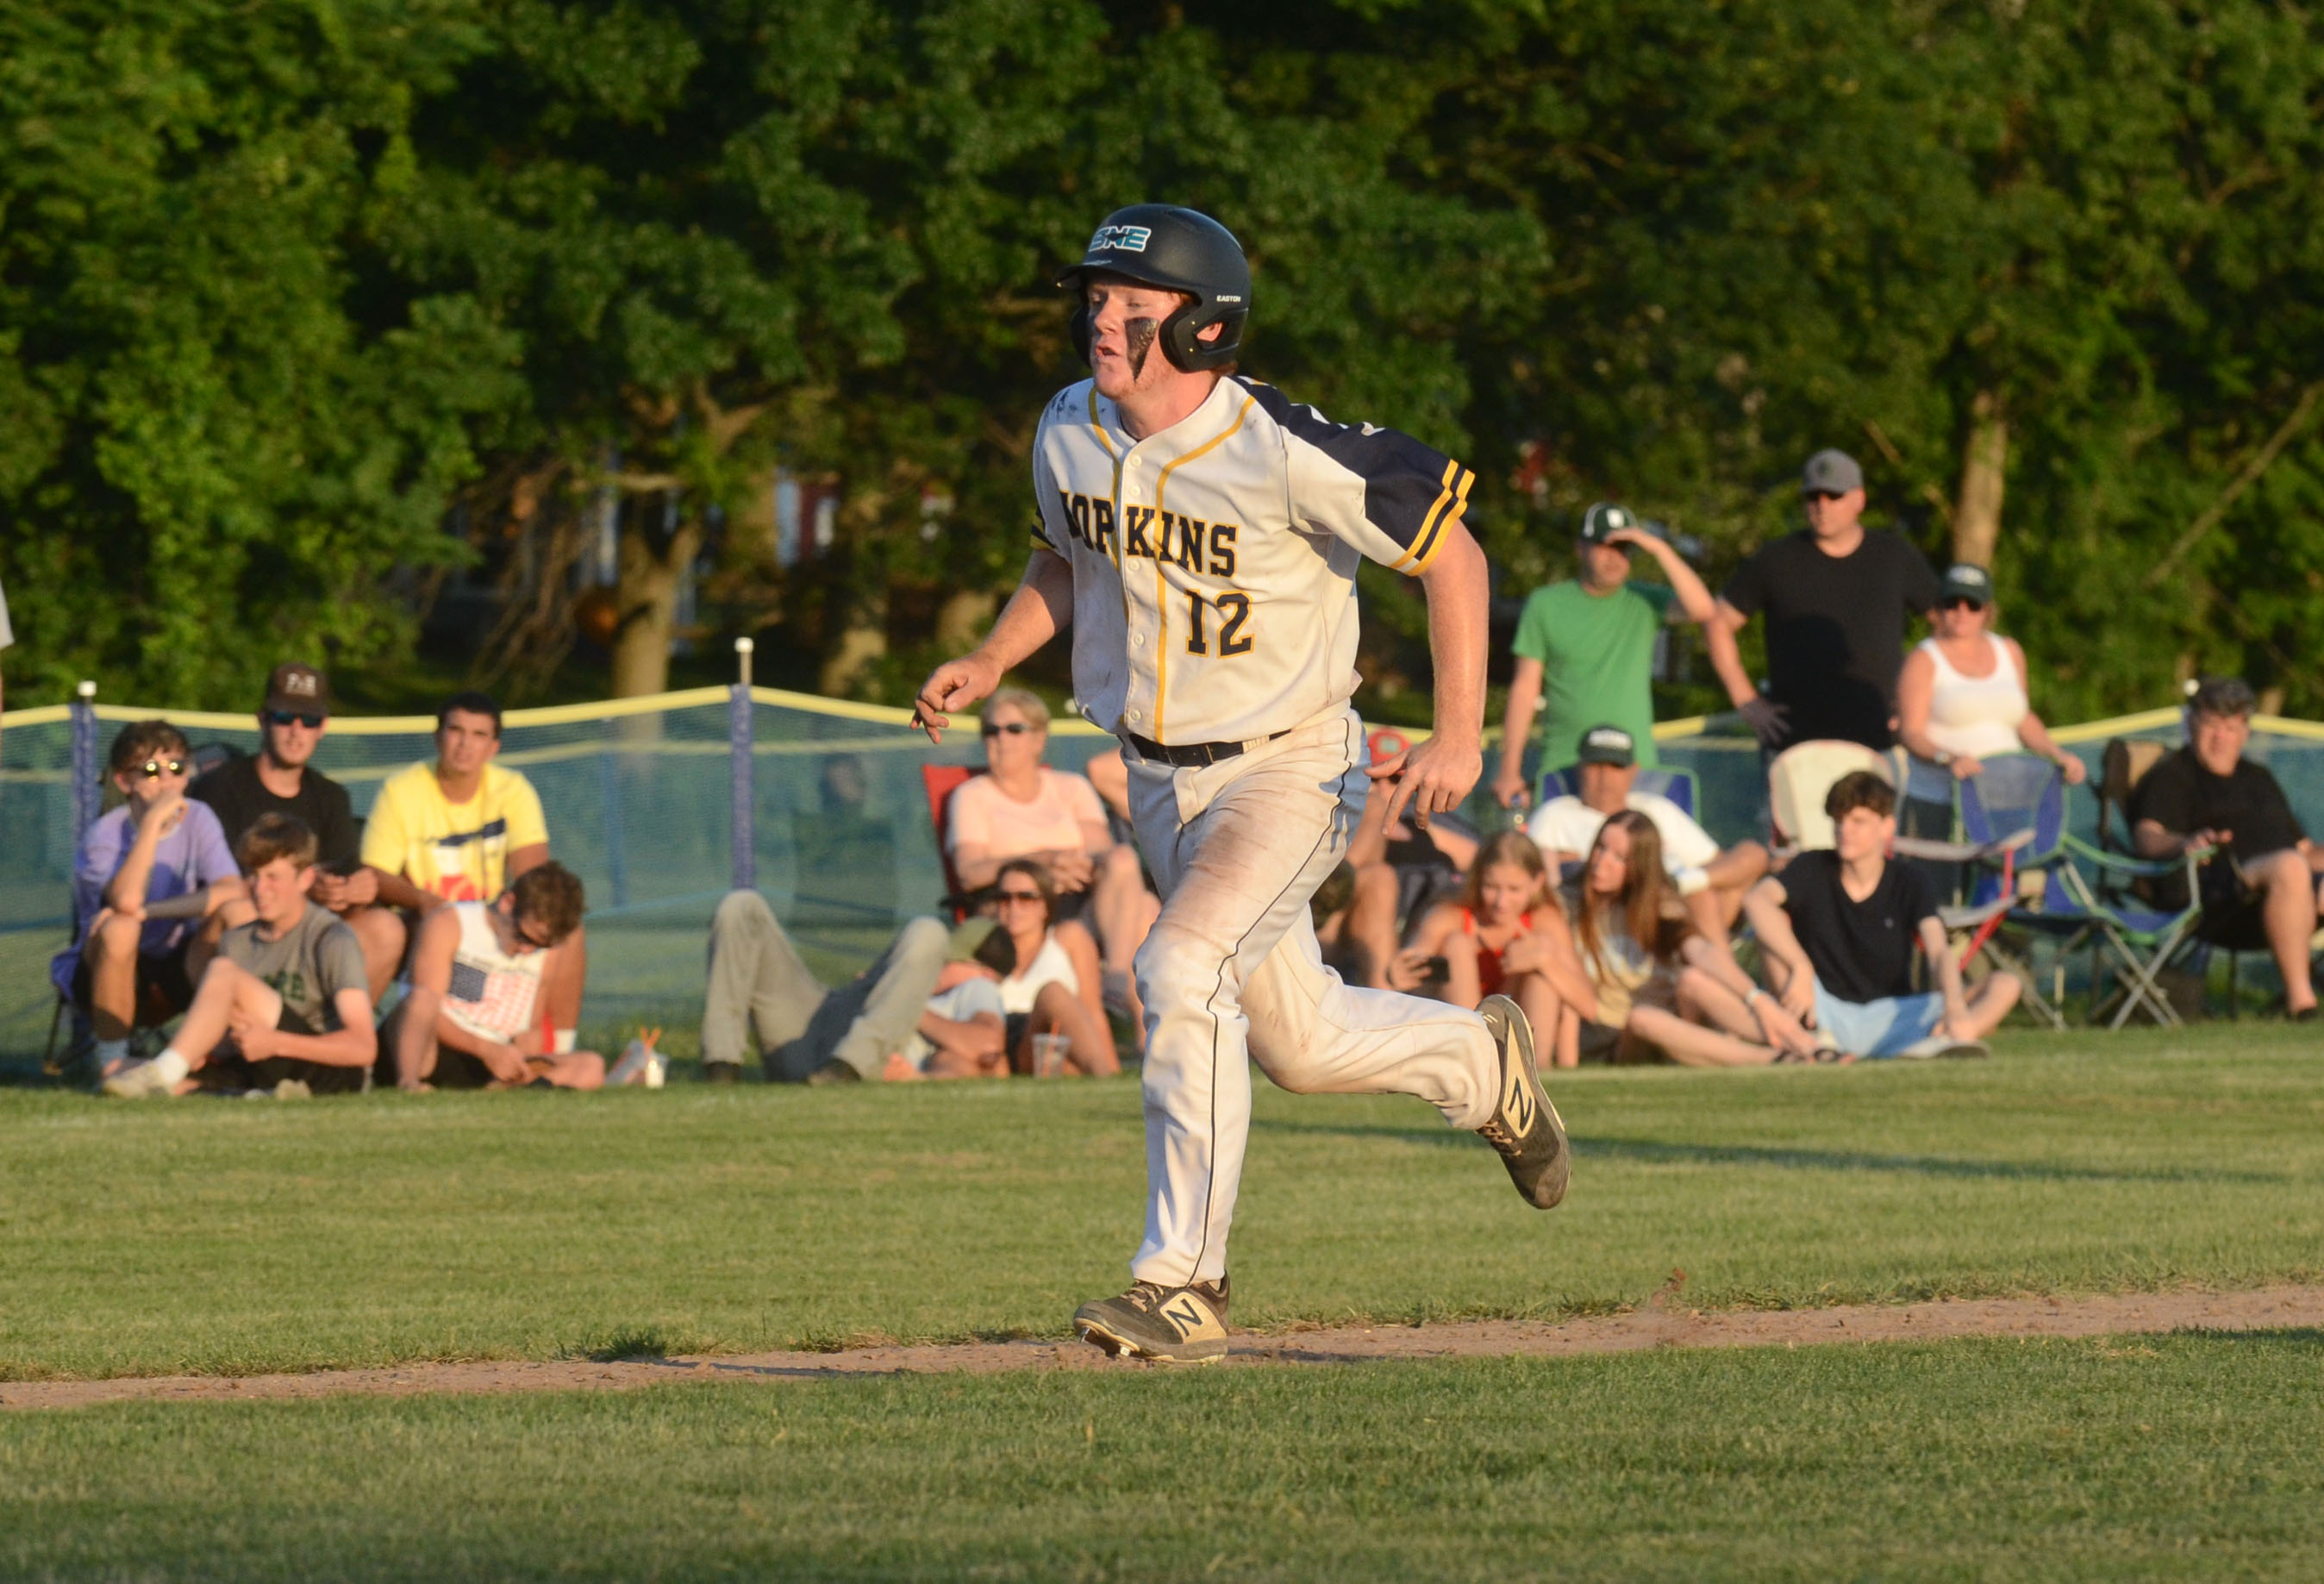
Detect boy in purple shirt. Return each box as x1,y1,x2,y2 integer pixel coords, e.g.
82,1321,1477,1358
50,720,249,1076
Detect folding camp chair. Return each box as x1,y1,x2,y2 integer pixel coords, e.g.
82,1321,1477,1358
1947,755,2073,1028
920,762,981,920
1535,763,1702,820
1765,739,1892,855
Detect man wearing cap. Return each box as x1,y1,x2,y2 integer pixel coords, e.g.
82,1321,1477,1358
699,889,967,1083
2130,676,2324,1021
189,665,404,1001
1527,724,1777,942
1491,503,1717,808
1708,449,1941,752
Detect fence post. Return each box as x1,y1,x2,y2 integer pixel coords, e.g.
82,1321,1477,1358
730,638,755,894
70,679,97,848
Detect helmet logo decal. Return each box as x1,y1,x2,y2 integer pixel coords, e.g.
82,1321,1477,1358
1089,224,1153,254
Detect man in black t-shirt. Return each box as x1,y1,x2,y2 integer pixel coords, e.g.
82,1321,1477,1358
1744,771,2019,1057
188,663,405,1000
1709,449,1941,751
2129,677,2321,1019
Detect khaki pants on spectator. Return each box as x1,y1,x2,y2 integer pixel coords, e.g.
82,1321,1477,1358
703,891,948,1080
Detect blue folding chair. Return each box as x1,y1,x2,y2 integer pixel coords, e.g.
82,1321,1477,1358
1955,756,2072,1028
1536,764,1700,819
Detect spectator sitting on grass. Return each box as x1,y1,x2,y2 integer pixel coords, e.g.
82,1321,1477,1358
946,688,1155,1041
2128,676,2323,1021
883,917,1021,1080
101,815,376,1099
379,862,604,1091
987,858,1118,1077
1329,734,1478,989
359,691,584,1050
188,663,404,1001
1744,771,2019,1058
1526,723,1768,934
1894,563,2086,838
53,720,251,1080
1390,833,1596,1067
697,891,958,1084
1568,812,1822,1067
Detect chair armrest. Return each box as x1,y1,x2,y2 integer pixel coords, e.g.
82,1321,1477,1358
1893,830,2033,865
1939,898,2015,930
2060,834,2212,877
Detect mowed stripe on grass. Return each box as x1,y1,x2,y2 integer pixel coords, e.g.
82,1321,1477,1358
3,1027,2321,1381
7,1333,2324,1581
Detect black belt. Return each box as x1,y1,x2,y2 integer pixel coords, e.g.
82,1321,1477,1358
1124,729,1289,767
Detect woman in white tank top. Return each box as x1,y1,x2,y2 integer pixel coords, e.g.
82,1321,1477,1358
1896,564,2085,811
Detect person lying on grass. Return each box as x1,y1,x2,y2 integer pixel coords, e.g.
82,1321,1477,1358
1567,811,1827,1067
103,814,376,1099
378,862,605,1091
883,917,1020,1080
1390,832,1596,1067
1743,769,2019,1060
986,858,1119,1076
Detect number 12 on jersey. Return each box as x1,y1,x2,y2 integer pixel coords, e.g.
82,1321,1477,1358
1184,590,1253,656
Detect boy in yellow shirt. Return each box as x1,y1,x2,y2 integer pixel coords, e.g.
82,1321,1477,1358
359,691,585,1045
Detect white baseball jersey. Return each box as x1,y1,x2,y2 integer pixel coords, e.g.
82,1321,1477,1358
1031,374,1476,745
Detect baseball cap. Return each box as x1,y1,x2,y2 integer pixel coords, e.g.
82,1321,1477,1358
1577,502,1639,546
263,663,329,717
1576,724,1637,767
1802,449,1865,495
1939,564,1995,607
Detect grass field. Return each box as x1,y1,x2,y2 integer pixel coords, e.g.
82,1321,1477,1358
5,1024,2322,1578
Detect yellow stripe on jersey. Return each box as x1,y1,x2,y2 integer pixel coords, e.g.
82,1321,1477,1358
1151,395,1257,742
1396,461,1475,576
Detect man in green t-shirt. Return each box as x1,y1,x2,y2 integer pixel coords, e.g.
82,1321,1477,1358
1490,503,1717,807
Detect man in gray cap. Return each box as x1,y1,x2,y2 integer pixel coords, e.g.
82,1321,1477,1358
1490,501,1716,807
1707,448,1940,752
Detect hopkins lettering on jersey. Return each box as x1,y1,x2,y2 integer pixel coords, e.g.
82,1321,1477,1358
1030,375,1473,745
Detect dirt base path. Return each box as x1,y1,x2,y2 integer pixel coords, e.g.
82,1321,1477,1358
10,1286,2323,1412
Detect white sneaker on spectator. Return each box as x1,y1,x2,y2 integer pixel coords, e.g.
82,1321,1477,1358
1896,1035,1989,1060
102,1049,188,1099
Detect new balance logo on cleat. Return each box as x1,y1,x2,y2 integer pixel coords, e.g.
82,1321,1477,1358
1073,1279,1231,1364
1475,995,1570,1211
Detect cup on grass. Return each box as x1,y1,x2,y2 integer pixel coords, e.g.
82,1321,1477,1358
1030,1033,1071,1078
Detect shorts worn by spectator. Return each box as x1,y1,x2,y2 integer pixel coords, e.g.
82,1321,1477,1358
379,862,603,1091
188,663,404,1000
1709,449,1942,752
1490,501,1718,805
2128,677,2321,1018
1744,771,2020,1057
700,890,955,1083
101,815,378,1099
1525,723,1769,936
54,720,253,1075
945,686,1156,1040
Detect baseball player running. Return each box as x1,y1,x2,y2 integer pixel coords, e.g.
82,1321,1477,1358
914,204,1569,1364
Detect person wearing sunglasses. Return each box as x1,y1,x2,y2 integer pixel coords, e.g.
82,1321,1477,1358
50,719,250,1080
1707,448,1943,753
984,858,1119,1076
1895,563,2085,836
187,664,402,1001
943,686,1157,1045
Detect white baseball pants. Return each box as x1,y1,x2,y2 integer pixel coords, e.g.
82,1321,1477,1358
1123,710,1500,1289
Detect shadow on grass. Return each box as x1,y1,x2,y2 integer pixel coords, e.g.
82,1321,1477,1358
1246,1118,2287,1185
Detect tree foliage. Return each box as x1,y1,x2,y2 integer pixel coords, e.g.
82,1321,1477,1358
3,0,2321,715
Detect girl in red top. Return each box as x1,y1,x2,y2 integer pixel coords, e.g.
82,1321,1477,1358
1391,833,1598,1067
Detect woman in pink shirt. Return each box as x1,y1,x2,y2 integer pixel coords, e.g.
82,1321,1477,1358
946,687,1157,1045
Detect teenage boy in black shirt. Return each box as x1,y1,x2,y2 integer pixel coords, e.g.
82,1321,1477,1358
2130,676,2321,1019
190,663,404,999
1745,770,2019,1057
1709,448,1941,751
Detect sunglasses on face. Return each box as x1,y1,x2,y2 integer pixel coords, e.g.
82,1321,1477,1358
1804,490,1846,503
1940,598,1986,612
134,759,187,779
981,721,1037,739
265,710,325,729
994,889,1045,905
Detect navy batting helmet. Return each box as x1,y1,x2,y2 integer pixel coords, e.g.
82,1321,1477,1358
1055,204,1250,374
